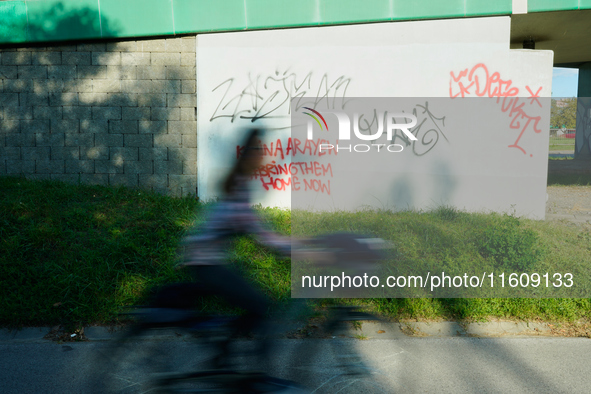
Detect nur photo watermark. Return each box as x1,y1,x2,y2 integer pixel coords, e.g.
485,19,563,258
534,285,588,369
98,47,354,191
301,106,417,153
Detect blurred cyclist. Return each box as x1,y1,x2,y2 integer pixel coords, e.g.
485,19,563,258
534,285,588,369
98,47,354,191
177,128,292,367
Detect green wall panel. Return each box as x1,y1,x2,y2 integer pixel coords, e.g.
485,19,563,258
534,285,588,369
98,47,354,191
173,0,246,33
25,0,103,42
245,0,319,29
392,0,466,20
99,0,174,38
1,0,587,45
528,0,580,12
320,0,392,24
0,1,27,44
465,0,512,16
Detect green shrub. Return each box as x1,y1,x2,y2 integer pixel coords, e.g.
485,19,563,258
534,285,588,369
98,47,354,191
477,214,544,271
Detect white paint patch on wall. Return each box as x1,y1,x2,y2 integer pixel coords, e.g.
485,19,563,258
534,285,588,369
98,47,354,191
512,0,528,15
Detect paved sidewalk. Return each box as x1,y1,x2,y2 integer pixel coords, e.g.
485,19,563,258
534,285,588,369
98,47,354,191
1,336,590,393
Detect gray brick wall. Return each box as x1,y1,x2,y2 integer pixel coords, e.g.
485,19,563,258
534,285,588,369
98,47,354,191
0,36,197,197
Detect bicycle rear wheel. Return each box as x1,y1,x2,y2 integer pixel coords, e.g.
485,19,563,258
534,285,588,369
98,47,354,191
89,323,180,393
88,316,240,393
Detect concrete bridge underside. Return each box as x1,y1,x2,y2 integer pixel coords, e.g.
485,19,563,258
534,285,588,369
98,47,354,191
511,9,591,160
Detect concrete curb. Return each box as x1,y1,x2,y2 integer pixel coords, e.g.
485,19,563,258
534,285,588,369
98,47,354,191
333,321,557,340
0,321,571,343
0,320,311,343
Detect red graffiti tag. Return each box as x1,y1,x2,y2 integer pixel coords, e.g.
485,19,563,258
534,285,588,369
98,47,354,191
525,86,542,108
500,97,542,154
252,161,333,179
450,64,543,155
257,176,331,195
254,161,333,195
236,138,338,159
450,63,519,98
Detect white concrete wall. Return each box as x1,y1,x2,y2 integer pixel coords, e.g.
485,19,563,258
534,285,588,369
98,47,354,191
196,16,553,218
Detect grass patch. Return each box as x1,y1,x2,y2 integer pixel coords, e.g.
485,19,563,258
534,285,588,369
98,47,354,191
549,138,575,152
0,176,199,328
292,208,591,320
547,173,591,186
1,176,590,329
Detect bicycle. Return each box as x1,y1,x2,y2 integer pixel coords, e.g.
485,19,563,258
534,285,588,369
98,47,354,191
89,233,388,393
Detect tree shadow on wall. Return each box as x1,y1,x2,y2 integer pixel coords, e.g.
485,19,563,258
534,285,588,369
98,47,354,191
25,2,120,42
1,2,196,196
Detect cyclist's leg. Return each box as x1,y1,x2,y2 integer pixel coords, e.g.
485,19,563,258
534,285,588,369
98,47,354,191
188,265,271,364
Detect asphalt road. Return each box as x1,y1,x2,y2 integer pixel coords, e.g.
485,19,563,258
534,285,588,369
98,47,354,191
1,336,590,393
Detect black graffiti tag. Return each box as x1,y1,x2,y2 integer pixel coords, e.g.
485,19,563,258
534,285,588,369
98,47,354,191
210,70,352,123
